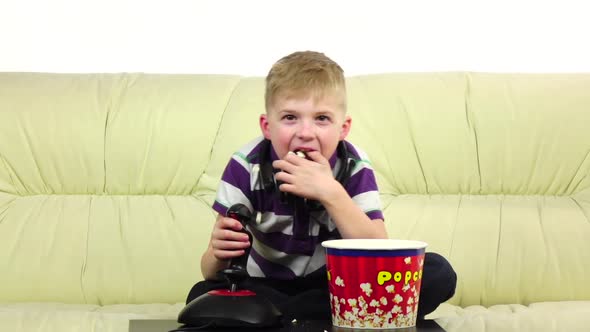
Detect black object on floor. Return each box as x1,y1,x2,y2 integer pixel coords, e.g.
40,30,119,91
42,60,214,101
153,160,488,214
177,204,282,329
128,318,447,332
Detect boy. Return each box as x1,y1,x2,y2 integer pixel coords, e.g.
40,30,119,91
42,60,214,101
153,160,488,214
187,51,456,320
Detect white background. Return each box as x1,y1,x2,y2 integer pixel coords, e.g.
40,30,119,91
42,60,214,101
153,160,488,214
1,0,589,75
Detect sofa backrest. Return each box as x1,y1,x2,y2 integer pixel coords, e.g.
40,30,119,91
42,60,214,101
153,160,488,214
1,72,589,307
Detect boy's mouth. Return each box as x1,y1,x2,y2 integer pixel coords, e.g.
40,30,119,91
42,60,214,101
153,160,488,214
294,150,307,158
292,148,315,159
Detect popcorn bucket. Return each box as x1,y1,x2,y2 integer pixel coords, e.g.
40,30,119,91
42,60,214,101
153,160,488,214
322,239,428,329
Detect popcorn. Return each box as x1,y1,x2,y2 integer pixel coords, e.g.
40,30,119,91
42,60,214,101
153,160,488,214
294,150,307,158
332,297,419,329
369,299,380,307
358,296,367,307
360,283,373,296
386,284,395,293
325,248,425,329
344,311,356,321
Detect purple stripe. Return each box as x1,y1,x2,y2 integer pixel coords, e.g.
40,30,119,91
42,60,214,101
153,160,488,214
253,189,293,215
247,139,265,161
367,210,384,221
221,158,251,195
345,167,379,197
327,248,424,257
212,200,227,216
250,247,296,280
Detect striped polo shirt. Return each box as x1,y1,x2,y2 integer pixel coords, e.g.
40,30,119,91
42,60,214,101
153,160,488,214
212,136,384,280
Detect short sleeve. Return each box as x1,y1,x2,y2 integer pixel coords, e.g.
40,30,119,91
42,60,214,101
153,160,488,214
343,148,384,221
212,154,254,216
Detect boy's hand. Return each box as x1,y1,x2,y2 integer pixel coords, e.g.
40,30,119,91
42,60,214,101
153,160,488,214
210,215,251,261
272,150,340,202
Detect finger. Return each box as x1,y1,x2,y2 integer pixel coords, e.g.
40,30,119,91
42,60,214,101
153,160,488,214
214,249,246,260
213,228,249,242
272,159,297,173
305,150,328,164
212,238,251,251
219,217,245,231
277,182,297,194
274,171,295,185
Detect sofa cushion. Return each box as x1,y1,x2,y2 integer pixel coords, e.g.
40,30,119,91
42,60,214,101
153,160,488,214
430,301,590,332
383,194,590,307
0,302,183,332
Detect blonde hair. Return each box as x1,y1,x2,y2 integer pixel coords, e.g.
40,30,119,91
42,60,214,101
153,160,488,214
265,51,346,112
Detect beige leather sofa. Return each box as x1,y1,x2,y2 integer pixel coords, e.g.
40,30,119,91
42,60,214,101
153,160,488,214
1,72,589,332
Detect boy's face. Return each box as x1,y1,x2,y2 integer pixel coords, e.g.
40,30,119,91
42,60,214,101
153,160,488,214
260,93,351,160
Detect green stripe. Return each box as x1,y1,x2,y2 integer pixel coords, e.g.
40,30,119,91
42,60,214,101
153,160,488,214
233,152,248,162
233,152,259,163
351,158,372,173
359,158,372,166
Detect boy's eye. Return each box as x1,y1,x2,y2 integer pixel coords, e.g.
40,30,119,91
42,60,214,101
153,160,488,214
282,114,296,121
317,115,330,122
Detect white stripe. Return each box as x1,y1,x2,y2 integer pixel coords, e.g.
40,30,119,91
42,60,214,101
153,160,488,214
255,213,294,234
250,164,263,191
348,143,374,176
352,190,382,214
254,211,329,236
303,245,328,276
231,136,264,176
246,256,266,278
216,181,253,212
309,210,336,232
231,153,250,171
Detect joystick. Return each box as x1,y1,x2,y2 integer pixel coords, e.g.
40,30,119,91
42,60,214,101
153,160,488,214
176,204,283,328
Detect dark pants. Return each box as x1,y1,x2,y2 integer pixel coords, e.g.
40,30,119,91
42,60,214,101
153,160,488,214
186,252,456,320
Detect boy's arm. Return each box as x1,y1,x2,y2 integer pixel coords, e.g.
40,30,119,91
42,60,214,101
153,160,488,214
200,242,229,280
201,213,250,280
319,184,388,239
273,151,388,239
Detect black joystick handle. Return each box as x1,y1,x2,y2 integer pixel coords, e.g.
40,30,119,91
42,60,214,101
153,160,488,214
222,204,253,291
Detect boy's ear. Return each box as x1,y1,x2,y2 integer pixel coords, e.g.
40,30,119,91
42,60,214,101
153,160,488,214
339,115,352,140
259,114,271,139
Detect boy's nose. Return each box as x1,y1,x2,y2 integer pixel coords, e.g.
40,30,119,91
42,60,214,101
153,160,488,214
296,121,314,139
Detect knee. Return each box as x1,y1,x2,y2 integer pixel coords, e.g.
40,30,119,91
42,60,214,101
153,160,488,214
424,252,457,293
417,252,457,317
